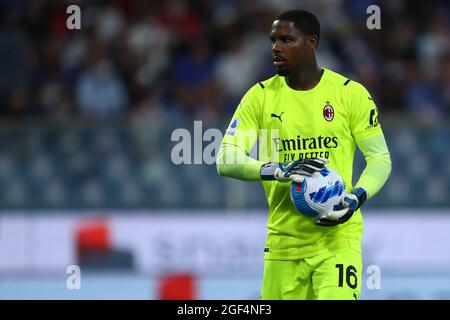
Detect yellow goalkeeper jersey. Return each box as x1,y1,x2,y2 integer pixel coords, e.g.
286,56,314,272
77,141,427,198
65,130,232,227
220,67,389,260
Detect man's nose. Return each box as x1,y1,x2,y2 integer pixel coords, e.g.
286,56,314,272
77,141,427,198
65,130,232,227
272,41,282,54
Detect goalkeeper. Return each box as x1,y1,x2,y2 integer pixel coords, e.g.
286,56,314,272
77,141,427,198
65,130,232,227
216,10,391,300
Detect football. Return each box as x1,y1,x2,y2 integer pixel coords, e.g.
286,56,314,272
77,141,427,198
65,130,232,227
290,167,346,220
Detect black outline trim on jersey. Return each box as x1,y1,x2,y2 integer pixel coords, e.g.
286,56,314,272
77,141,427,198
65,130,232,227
258,82,265,89
344,79,351,86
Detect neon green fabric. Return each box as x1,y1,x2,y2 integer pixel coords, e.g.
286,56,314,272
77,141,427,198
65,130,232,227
216,68,392,260
261,247,362,300
216,143,264,181
354,135,392,199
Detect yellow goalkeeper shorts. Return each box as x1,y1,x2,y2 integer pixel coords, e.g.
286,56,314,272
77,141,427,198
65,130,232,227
260,247,362,300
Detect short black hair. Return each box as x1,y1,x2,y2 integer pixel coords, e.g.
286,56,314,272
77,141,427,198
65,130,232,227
276,10,320,47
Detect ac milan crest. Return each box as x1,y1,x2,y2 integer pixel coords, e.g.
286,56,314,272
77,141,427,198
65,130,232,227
323,102,334,121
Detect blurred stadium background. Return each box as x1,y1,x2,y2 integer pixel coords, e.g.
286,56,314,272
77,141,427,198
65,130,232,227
0,0,449,300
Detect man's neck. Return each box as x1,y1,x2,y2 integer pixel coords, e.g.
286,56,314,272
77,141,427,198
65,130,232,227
285,64,324,91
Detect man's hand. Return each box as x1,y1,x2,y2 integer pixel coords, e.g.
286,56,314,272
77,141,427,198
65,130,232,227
260,158,328,182
315,187,367,226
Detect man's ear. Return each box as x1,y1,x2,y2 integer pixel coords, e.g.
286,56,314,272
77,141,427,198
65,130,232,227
307,35,319,49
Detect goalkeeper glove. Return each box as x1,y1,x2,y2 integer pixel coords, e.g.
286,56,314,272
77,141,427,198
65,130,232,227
315,187,367,226
260,158,328,182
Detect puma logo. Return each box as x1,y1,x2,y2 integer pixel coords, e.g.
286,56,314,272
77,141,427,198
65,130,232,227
271,112,284,123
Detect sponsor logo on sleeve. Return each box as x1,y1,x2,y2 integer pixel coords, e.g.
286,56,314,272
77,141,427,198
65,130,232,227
225,118,239,136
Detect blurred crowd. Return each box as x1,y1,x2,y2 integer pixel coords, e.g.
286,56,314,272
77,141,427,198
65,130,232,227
0,0,449,123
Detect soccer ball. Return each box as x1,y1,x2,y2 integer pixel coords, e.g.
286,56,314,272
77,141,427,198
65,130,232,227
290,167,346,220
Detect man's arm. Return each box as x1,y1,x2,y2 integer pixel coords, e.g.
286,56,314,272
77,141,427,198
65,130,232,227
354,134,392,199
216,142,265,181
349,82,392,199
216,83,264,181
